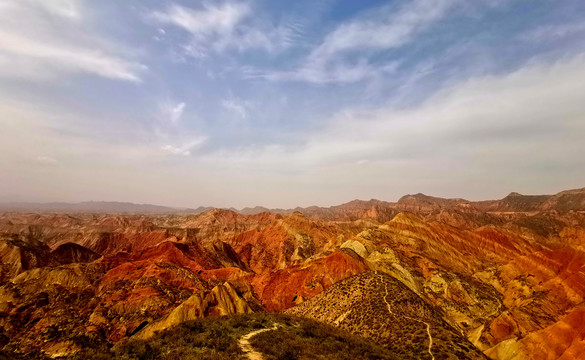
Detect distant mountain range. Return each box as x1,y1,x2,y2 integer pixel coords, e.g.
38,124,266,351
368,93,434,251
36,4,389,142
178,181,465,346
0,201,202,214
1,187,584,215
1,186,585,358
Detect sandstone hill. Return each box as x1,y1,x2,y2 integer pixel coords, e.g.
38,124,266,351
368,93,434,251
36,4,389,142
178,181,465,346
0,188,584,359
287,271,488,359
240,187,585,219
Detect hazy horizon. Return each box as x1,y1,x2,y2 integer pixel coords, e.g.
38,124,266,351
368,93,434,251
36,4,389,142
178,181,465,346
1,0,585,209
1,185,583,211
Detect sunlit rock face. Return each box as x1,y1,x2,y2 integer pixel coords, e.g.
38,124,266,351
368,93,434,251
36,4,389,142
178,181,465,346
0,187,584,359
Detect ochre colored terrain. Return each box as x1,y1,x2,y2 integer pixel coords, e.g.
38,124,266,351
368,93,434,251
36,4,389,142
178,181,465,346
0,188,584,359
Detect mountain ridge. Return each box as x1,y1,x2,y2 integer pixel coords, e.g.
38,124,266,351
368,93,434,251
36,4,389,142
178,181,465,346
3,187,583,215
1,187,585,359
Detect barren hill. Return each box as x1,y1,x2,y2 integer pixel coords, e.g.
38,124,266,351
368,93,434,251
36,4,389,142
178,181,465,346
287,271,488,360
237,187,585,220
0,188,584,359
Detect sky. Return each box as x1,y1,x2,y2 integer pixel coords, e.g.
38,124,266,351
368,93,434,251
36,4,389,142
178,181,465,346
1,0,585,208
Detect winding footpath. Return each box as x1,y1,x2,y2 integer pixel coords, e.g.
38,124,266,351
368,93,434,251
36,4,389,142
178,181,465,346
238,325,279,360
377,272,435,360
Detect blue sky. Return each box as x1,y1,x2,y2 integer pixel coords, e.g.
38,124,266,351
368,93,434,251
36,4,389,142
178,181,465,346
1,0,585,208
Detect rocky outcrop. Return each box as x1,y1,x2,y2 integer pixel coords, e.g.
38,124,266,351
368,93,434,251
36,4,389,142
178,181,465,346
474,188,585,213
0,188,584,359
485,305,585,360
251,251,369,311
136,282,253,339
0,238,58,281
51,242,100,264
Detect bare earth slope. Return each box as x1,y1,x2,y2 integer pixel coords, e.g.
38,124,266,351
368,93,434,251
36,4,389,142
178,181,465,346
287,271,488,360
0,188,584,359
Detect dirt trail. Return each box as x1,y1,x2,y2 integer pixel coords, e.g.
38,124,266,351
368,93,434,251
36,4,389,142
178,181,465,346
238,325,279,360
422,321,435,360
377,272,435,360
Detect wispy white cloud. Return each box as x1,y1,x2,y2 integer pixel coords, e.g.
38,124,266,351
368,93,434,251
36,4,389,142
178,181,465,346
258,59,400,85
0,30,146,82
0,95,208,173
519,21,585,43
172,102,186,123
152,100,209,157
0,0,145,81
310,0,458,62
153,2,249,37
161,137,206,156
221,96,251,119
1,0,583,207
260,0,458,84
201,53,585,196
35,156,60,166
161,102,186,124
150,2,297,58
21,0,81,20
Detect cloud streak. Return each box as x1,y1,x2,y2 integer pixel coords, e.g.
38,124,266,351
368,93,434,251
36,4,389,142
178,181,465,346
261,0,458,84
520,20,585,43
166,102,186,124
310,0,458,61
35,156,60,166
1,0,584,207
0,0,145,81
221,97,251,119
201,53,585,193
151,2,297,58
161,138,206,156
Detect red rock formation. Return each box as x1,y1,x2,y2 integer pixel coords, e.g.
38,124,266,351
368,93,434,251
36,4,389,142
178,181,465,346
251,251,368,311
0,188,584,359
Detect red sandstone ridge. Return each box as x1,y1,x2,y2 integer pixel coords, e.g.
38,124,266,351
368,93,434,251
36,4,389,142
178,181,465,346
235,187,585,220
0,187,584,359
251,250,368,311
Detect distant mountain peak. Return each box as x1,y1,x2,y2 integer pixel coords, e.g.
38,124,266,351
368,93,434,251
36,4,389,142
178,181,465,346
506,192,523,197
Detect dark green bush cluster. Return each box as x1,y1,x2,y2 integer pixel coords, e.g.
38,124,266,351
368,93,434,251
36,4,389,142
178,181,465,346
70,316,250,360
251,315,396,360
64,313,396,360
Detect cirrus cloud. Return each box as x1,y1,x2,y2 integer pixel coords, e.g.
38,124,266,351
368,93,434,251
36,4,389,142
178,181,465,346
150,2,298,58
0,0,145,81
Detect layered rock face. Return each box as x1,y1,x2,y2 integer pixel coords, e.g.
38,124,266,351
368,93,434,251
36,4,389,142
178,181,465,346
0,188,584,359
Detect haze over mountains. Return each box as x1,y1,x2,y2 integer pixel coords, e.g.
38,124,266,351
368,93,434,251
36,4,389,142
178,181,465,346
3,187,584,216
1,186,584,359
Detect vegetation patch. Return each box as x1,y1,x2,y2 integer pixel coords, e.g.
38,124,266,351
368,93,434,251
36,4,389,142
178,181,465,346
7,313,397,360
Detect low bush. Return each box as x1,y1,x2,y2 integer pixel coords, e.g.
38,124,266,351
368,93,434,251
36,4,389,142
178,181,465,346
64,313,396,360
